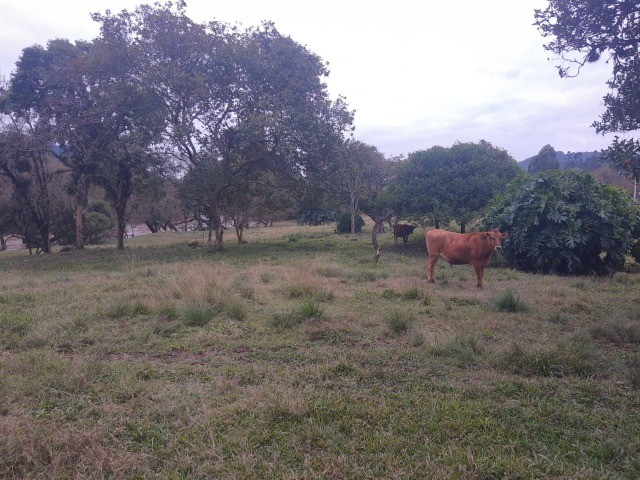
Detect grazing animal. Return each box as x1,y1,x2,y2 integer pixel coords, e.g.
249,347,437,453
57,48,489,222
425,228,508,288
393,224,416,247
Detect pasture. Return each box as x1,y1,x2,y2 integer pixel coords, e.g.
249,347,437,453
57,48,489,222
1,221,639,479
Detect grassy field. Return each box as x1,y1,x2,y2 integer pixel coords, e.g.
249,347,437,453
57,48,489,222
1,221,639,479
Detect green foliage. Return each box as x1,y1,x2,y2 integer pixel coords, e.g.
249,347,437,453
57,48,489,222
528,144,560,174
494,290,528,313
297,209,336,226
485,170,640,275
297,301,325,320
499,338,599,378
182,304,219,327
602,136,640,194
392,140,520,229
335,213,364,233
53,201,115,246
384,310,414,336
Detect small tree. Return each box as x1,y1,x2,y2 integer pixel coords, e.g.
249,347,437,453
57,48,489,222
602,137,640,201
485,170,640,275
528,144,560,174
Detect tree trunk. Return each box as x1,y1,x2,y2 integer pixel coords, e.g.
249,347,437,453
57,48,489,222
370,212,393,263
39,222,51,253
115,204,126,250
210,197,225,250
235,224,244,244
460,222,466,234
350,190,358,234
145,221,159,233
435,219,440,229
74,177,89,249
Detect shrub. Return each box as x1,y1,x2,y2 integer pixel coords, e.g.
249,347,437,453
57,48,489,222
485,170,640,275
52,201,115,245
297,209,336,226
335,213,365,234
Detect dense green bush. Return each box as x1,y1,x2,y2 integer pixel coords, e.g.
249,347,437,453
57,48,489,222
297,209,336,226
485,170,640,275
335,213,365,233
52,201,115,245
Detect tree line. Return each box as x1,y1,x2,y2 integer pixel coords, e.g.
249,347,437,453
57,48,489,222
0,2,524,254
1,0,639,276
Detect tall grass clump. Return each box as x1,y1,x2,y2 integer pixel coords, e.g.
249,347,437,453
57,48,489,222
298,301,325,320
498,337,599,378
225,302,248,321
182,304,219,327
494,290,528,313
268,312,301,330
591,321,640,346
429,336,483,368
107,300,152,319
385,310,414,336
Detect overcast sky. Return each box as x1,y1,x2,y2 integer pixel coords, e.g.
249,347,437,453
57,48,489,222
0,0,627,161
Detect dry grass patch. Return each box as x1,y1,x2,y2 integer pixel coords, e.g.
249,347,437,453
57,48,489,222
281,267,336,302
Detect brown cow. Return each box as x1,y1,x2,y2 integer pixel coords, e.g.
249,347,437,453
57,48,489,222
393,224,415,247
425,228,508,288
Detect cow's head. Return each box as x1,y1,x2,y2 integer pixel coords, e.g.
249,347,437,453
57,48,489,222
485,229,508,250
407,225,415,234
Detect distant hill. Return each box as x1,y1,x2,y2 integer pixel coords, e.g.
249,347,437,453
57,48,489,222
519,151,603,172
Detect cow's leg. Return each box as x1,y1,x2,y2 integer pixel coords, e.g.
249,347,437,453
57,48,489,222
473,264,484,288
427,254,438,283
403,236,408,247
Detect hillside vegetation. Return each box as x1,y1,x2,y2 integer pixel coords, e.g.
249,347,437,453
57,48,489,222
1,223,639,478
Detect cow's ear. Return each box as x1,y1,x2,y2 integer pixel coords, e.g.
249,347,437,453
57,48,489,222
500,232,508,239
484,232,492,239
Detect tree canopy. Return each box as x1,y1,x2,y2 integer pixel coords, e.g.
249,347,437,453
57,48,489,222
91,3,352,249
391,140,521,232
602,136,640,200
0,2,353,251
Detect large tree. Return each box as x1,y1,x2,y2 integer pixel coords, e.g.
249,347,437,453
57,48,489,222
5,39,98,249
94,3,352,249
535,0,640,133
0,126,68,253
392,141,521,232
4,36,166,250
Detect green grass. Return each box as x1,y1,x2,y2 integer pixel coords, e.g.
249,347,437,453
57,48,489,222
0,221,639,478
494,289,529,312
